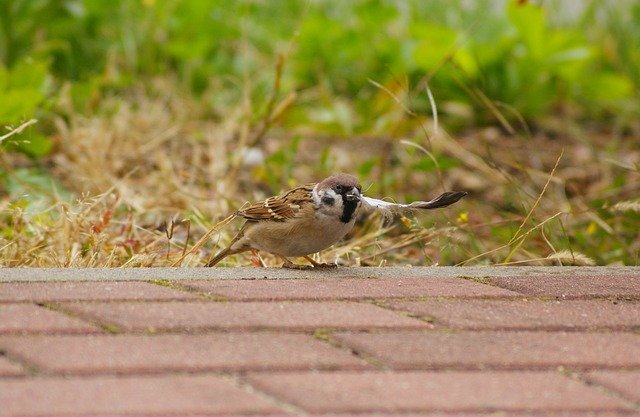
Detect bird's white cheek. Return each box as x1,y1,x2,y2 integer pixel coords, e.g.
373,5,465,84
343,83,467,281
314,190,342,218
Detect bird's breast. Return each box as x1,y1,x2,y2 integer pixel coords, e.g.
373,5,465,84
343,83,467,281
242,212,356,257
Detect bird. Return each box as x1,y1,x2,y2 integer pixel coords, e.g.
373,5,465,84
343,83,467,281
206,173,466,268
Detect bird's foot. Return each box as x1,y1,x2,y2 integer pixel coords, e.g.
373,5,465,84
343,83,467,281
250,249,266,267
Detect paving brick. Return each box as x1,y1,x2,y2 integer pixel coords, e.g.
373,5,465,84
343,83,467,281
387,299,640,330
333,331,640,370
182,277,518,301
245,370,630,413
585,370,640,402
0,356,24,376
0,374,281,415
490,275,640,298
311,414,631,417
0,281,196,302
66,415,292,417
0,304,99,334
0,333,367,374
61,301,429,331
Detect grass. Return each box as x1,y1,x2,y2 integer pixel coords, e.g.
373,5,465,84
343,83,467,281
1,1,639,267
2,76,637,267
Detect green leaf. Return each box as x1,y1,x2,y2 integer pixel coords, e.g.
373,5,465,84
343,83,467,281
507,2,545,59
413,25,458,70
8,59,49,90
580,72,634,103
0,59,49,124
0,66,7,91
3,132,53,157
0,167,71,215
0,89,44,122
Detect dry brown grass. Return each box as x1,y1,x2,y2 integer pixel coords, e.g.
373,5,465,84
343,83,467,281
2,75,639,267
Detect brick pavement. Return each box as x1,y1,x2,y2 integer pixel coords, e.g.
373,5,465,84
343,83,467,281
0,267,639,416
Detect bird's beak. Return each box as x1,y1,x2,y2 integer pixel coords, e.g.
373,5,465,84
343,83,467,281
344,188,361,202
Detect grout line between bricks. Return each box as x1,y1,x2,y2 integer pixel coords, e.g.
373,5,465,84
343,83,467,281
4,320,638,336
6,325,638,338
8,367,640,380
0,349,39,377
311,328,385,370
147,279,229,302
228,372,310,417
2,362,373,379
566,369,640,412
366,299,441,328
357,299,440,330
5,293,638,305
40,302,122,334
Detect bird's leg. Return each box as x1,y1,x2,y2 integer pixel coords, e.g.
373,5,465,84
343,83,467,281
249,249,266,267
278,255,312,270
303,255,337,269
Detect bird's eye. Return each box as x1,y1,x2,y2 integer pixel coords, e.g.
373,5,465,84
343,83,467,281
335,185,344,193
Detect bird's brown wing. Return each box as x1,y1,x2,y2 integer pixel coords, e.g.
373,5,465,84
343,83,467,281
238,184,315,222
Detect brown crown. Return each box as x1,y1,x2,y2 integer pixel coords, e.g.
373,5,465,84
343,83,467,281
317,173,360,191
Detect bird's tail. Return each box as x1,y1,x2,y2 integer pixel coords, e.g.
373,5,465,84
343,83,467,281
206,247,234,267
408,191,468,209
205,234,250,267
361,191,467,218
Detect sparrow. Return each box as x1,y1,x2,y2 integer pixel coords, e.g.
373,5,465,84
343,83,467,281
206,173,466,268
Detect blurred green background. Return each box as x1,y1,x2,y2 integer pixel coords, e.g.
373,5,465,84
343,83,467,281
1,0,639,266
2,0,639,142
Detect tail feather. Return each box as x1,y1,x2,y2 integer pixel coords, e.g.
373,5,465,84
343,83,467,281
407,191,468,209
361,191,467,216
206,247,234,267
205,224,249,267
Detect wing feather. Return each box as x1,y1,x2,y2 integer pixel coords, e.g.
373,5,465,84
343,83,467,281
238,184,315,222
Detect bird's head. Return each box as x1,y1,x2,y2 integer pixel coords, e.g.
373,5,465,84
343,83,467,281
313,173,362,223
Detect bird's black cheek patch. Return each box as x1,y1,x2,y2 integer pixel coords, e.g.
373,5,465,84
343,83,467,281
340,200,358,223
321,195,335,206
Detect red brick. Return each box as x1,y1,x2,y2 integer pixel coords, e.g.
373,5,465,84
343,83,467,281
245,370,630,413
0,281,196,302
333,331,640,370
585,370,640,402
0,356,24,376
0,304,99,334
61,301,429,331
0,333,367,374
182,277,518,301
490,275,640,298
302,414,632,417
0,374,281,415
387,299,640,330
